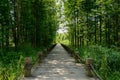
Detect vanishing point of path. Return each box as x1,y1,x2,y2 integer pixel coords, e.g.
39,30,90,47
22,44,94,80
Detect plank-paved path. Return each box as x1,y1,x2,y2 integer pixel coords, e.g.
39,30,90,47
22,44,94,80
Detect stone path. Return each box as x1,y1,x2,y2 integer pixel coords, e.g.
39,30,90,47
22,44,94,80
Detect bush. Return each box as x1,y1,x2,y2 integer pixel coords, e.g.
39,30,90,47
0,43,38,80
78,45,120,80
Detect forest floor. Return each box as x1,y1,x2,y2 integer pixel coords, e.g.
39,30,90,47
21,44,94,80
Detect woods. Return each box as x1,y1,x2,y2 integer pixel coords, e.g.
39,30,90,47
0,0,58,79
0,0,57,52
64,0,120,80
0,0,120,80
0,0,57,51
65,0,120,47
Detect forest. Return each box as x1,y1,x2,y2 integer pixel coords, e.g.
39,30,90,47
0,0,120,80
64,0,120,80
0,0,57,79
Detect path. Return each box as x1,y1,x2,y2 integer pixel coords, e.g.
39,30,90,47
22,44,94,80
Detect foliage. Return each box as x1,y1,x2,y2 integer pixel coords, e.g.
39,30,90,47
0,43,38,80
0,0,58,51
79,45,120,80
64,0,120,79
0,0,58,79
64,0,120,47
0,52,24,80
56,32,69,45
1,0,120,79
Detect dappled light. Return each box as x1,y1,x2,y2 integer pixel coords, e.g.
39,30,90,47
0,0,120,79
21,44,92,80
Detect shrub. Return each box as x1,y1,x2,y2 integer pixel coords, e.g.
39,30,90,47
0,43,38,80
78,45,120,80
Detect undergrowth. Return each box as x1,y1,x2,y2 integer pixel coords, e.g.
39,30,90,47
0,43,38,80
78,45,120,80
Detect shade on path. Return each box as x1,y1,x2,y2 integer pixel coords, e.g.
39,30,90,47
22,44,94,80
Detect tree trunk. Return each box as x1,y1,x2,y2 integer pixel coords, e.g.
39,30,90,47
99,15,102,44
95,15,97,44
115,14,119,46
17,0,21,47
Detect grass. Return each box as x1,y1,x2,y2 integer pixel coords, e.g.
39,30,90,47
0,43,39,80
78,45,120,80
0,52,24,80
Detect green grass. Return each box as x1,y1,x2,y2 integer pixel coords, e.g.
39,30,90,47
0,43,38,80
0,52,24,80
78,45,120,80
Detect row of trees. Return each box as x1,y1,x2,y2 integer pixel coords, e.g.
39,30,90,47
64,0,120,79
0,0,58,52
64,0,120,48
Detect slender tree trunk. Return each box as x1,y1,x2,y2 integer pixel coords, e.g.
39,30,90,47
17,0,21,48
5,27,9,50
105,15,109,47
86,12,88,45
99,15,102,44
32,0,38,48
76,10,79,48
108,16,110,47
1,26,4,51
74,15,77,48
115,14,119,46
95,15,97,44
12,0,17,50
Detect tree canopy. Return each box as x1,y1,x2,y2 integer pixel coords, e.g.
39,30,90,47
0,0,58,52
0,0,120,79
64,0,120,47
